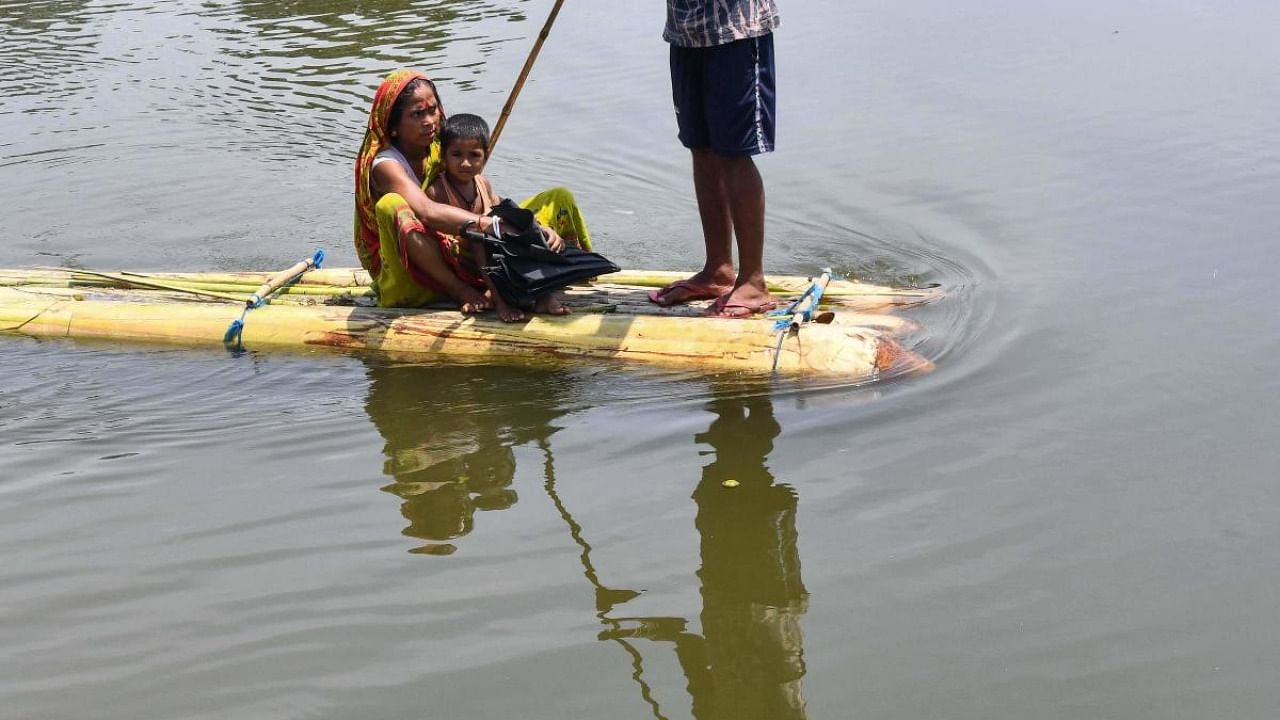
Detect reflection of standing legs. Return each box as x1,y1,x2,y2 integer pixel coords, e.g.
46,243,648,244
690,393,806,719
556,390,807,719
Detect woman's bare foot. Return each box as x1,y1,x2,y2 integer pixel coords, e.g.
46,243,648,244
457,287,490,315
533,292,570,316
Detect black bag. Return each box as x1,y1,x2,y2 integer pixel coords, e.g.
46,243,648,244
468,199,620,308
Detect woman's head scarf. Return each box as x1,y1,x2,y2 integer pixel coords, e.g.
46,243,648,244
353,69,444,275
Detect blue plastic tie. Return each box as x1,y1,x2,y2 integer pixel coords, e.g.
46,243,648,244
223,318,244,344
767,269,832,374
768,277,826,332
223,248,325,350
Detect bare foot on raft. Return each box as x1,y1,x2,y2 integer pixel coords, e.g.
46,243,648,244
647,273,733,307
533,293,570,316
705,285,776,318
492,298,527,323
457,288,491,315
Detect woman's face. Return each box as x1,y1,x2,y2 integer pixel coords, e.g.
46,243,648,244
391,84,441,151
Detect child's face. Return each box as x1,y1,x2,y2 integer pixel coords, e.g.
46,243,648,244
443,138,487,184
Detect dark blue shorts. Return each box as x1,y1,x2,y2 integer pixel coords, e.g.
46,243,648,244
669,34,776,156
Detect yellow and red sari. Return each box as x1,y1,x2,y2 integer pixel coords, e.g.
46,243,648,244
354,68,467,307
354,68,594,308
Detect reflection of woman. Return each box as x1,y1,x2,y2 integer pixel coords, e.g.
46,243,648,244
385,429,519,550
353,68,590,309
364,362,517,555
363,361,568,555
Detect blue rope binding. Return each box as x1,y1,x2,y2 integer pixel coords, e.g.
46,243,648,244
224,249,325,348
767,268,832,374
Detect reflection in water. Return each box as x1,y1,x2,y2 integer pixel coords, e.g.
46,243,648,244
222,0,525,67
363,361,807,714
686,393,808,720
217,0,530,115
0,1,536,161
363,361,564,555
201,0,534,154
550,387,808,720
0,1,101,103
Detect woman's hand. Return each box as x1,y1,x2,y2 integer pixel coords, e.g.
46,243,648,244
540,224,566,253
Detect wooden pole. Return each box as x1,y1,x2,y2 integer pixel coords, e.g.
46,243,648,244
489,0,567,154
244,252,321,306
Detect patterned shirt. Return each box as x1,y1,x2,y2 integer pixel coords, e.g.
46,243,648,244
664,0,780,48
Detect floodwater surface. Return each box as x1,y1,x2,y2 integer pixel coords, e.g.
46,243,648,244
3,1,1280,718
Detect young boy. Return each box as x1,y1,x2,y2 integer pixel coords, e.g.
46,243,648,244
426,113,569,322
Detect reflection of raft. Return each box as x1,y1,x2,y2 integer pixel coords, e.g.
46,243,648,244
0,267,938,378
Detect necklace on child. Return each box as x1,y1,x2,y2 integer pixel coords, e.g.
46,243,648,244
445,175,483,213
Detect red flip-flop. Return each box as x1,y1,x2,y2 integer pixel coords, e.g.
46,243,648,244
705,296,778,319
647,279,724,307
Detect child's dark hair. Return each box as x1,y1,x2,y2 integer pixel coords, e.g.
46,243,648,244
439,113,491,155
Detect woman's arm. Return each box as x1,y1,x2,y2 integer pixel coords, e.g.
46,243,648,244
373,161,494,235
424,178,444,204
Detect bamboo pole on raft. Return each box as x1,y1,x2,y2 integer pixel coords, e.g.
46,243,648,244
0,288,917,378
488,0,567,153
0,268,939,304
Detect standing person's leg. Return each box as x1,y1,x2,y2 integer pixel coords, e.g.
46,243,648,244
650,44,736,307
691,147,736,285
705,34,777,317
713,153,771,313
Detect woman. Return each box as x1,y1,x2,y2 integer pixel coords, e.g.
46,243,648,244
354,68,591,310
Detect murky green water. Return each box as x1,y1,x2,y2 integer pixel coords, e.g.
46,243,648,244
3,1,1280,718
